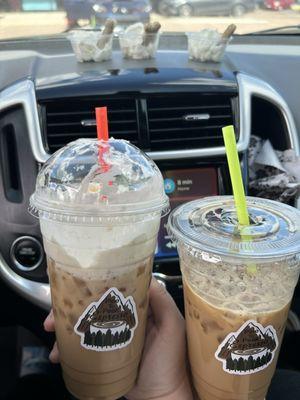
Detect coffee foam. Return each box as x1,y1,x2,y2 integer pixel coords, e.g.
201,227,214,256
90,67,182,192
41,217,160,269
180,245,300,314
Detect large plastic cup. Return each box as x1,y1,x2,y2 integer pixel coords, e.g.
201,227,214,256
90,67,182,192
68,30,113,62
187,32,229,63
30,139,169,400
168,196,300,400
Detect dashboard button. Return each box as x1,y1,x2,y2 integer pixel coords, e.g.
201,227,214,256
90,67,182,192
10,236,44,271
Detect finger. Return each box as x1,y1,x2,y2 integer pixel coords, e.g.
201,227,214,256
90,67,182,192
44,309,55,332
49,342,60,364
149,277,184,328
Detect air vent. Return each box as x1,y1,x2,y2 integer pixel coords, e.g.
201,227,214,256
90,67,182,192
0,123,23,203
42,97,138,153
147,94,236,151
41,93,237,154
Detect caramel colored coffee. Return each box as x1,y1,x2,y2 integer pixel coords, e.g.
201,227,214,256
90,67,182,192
184,280,290,400
179,247,298,400
42,221,159,400
47,244,152,400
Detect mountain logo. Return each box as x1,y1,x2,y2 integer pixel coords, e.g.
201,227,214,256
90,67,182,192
215,320,278,375
74,287,138,352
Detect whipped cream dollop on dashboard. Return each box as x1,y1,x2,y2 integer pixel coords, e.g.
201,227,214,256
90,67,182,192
119,23,160,60
188,28,228,62
68,30,112,62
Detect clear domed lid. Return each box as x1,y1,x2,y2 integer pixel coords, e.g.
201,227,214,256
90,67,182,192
168,196,300,260
30,139,169,223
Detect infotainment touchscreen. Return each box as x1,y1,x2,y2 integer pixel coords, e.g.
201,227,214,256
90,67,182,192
155,168,218,258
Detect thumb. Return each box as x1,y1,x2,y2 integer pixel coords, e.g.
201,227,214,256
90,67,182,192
149,277,184,330
44,309,55,332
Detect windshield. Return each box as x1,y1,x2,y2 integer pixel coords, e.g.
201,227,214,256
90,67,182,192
1,0,300,40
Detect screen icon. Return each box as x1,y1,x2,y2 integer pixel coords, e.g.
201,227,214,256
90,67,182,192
164,178,176,194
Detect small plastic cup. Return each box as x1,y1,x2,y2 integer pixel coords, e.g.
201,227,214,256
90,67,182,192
118,33,160,60
68,30,113,62
187,32,229,63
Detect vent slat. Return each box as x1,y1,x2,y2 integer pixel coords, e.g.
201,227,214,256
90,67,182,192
47,131,137,138
150,125,225,134
48,120,136,127
147,94,236,151
147,104,231,112
151,136,220,143
150,114,232,123
47,109,135,117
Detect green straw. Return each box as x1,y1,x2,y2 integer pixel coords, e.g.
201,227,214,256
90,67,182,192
222,125,256,275
222,125,249,226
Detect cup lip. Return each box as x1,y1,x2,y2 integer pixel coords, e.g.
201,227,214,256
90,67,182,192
68,31,114,39
186,32,230,43
118,32,161,38
168,195,300,260
69,28,113,33
29,194,170,225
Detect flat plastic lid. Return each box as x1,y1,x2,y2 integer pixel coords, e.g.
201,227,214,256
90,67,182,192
30,139,169,223
168,196,300,260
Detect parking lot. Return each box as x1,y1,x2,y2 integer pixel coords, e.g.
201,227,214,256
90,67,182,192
0,9,299,40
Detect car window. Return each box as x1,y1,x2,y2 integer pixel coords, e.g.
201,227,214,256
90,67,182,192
0,0,300,41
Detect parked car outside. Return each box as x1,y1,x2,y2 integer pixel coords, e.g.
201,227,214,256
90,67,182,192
291,2,300,10
157,0,256,17
263,0,294,10
92,0,151,27
0,0,21,11
63,0,96,28
255,0,265,8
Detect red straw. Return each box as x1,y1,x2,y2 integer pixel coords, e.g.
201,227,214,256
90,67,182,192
95,107,109,172
95,107,109,141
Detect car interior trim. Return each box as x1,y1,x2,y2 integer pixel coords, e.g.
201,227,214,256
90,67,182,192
238,73,300,210
0,74,298,164
0,76,239,162
237,72,299,156
0,253,51,310
0,80,45,163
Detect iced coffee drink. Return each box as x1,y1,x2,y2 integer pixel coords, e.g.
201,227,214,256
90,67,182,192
168,196,300,400
30,139,169,400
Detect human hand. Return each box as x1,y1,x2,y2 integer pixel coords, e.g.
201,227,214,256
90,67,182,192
44,278,193,400
125,277,193,400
